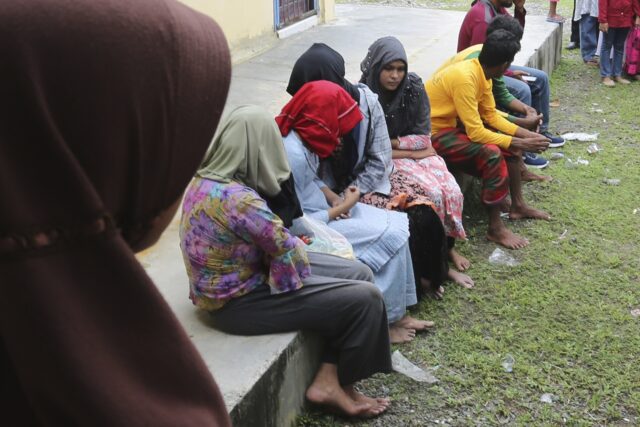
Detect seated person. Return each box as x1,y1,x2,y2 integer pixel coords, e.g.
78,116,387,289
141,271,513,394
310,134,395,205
278,81,433,344
287,43,393,197
426,30,551,250
457,0,565,150
287,43,454,299
441,15,554,180
180,105,392,418
358,36,474,290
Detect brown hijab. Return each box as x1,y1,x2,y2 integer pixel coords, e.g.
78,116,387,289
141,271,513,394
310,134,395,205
0,0,231,425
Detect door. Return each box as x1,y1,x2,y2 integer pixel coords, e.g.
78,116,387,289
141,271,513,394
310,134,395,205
276,0,316,29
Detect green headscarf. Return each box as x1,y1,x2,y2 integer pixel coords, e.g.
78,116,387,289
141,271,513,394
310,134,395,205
196,105,291,197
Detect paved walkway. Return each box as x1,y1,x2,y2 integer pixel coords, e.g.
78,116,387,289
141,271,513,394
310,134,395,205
137,4,562,425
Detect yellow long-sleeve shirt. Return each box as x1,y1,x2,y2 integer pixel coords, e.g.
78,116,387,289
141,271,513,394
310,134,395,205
426,58,518,149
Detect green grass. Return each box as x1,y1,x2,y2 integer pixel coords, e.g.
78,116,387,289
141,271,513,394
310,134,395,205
300,2,640,426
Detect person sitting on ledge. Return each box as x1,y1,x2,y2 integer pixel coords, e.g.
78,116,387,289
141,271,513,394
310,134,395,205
426,30,551,250
439,15,553,182
180,105,393,418
279,81,434,344
457,0,566,155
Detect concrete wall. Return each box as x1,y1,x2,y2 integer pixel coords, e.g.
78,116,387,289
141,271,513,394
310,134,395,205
180,0,335,63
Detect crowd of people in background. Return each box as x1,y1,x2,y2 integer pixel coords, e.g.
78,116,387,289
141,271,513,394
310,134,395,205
567,0,640,85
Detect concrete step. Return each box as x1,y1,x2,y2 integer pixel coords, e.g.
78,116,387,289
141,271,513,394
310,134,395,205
139,5,563,426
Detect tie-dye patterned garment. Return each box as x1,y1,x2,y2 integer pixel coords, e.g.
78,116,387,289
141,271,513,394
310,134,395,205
179,177,310,311
392,134,466,240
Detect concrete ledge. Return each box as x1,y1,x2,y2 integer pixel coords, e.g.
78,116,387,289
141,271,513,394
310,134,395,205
140,5,564,427
277,15,319,40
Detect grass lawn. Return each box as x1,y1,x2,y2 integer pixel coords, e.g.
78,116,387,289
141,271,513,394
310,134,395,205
300,1,640,425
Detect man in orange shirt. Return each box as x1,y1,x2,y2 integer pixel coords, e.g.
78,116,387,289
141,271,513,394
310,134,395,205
426,30,551,249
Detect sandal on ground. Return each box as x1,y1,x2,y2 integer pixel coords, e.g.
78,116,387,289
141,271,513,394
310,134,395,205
602,77,615,87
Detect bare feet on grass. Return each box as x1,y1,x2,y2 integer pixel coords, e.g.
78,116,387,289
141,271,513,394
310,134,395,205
509,205,551,220
419,278,444,300
449,248,471,271
345,385,390,416
521,169,553,182
487,226,529,249
306,364,382,418
448,269,474,289
389,324,416,343
395,315,435,331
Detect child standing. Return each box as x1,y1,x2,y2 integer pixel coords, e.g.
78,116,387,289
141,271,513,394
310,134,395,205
599,0,640,85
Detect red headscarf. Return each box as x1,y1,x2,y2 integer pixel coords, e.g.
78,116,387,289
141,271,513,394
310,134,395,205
276,80,363,158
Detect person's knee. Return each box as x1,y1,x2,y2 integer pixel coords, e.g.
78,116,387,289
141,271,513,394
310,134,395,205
352,282,385,309
350,261,375,283
479,144,502,162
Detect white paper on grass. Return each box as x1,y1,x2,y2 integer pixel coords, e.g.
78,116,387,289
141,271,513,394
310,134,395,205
560,132,598,141
391,350,438,383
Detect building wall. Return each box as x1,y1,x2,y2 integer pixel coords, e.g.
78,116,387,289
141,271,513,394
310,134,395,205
180,0,335,62
179,1,275,51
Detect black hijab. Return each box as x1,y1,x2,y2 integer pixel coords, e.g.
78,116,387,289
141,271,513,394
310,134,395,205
287,43,360,102
360,36,430,138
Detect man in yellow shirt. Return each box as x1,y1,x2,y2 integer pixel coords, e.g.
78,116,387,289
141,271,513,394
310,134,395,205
426,29,550,249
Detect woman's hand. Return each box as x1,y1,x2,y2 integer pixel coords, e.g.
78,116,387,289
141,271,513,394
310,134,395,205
410,146,437,159
599,22,609,32
327,186,360,220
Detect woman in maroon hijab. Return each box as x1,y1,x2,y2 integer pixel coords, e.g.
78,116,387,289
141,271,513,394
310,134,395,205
0,0,231,425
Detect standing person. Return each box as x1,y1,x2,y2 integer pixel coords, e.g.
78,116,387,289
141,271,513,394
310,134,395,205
0,0,232,425
279,81,434,344
575,0,600,66
568,0,583,48
358,36,474,290
598,0,640,85
427,30,551,250
180,106,392,418
458,0,566,150
547,0,566,22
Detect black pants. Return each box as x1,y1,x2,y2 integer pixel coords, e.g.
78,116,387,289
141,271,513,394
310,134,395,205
406,205,448,299
210,252,392,386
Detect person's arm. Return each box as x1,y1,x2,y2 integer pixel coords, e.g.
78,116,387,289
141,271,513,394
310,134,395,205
492,76,516,106
319,186,360,220
599,0,609,26
633,0,640,21
513,0,527,27
228,190,310,294
451,76,514,149
351,98,393,193
477,78,520,138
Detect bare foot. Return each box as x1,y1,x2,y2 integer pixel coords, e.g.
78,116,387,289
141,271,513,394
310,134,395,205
389,325,416,344
521,169,553,182
344,385,390,416
486,227,529,250
449,248,471,271
395,315,435,331
306,366,372,417
509,205,551,220
428,285,445,300
448,269,474,289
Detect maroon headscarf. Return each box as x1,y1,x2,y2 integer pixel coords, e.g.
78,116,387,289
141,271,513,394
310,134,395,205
0,0,231,425
276,80,363,158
